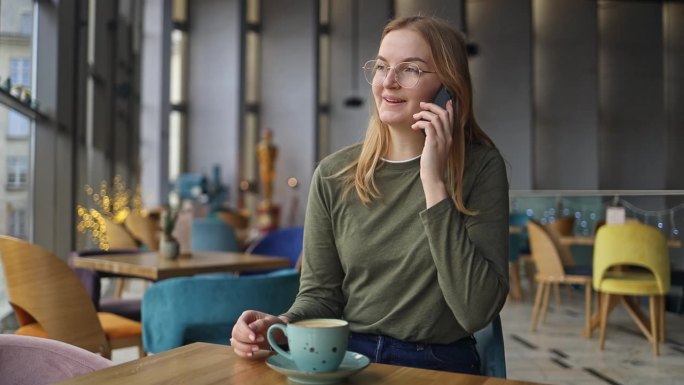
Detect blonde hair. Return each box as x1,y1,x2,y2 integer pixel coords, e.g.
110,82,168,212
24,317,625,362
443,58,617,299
337,16,495,216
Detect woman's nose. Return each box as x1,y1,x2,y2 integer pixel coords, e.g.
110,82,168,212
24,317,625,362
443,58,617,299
382,68,400,88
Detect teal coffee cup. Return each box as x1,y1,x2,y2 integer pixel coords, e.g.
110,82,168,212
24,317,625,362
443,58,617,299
267,319,349,372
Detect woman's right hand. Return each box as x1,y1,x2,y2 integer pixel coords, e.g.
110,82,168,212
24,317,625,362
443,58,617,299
231,310,288,358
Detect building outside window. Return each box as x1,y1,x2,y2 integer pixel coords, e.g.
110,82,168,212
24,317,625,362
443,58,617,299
0,0,35,322
5,204,26,239
6,155,27,190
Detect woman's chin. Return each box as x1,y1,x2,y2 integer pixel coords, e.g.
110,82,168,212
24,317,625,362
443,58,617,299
378,112,410,127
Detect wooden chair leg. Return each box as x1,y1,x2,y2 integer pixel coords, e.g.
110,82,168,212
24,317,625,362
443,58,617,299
114,278,126,299
530,281,545,332
649,295,659,355
509,261,523,301
522,256,535,292
599,292,612,350
583,282,592,338
659,295,665,343
541,281,552,323
553,282,561,305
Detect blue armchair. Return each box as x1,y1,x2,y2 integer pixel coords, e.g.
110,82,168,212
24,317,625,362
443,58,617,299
191,218,239,252
473,315,506,378
142,270,300,353
242,227,304,275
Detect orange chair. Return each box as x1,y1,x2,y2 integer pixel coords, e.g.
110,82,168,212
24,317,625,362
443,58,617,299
0,236,144,359
527,221,593,337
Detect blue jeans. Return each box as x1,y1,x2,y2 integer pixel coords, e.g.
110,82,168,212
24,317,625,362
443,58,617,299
347,332,481,375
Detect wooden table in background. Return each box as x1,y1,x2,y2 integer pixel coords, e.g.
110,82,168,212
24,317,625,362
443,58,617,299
71,251,290,281
57,342,548,385
560,236,682,248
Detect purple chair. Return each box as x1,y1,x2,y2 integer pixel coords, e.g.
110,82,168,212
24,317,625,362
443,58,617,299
69,249,142,321
0,334,113,384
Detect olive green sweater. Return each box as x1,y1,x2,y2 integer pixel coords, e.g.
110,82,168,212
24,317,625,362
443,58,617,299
283,143,509,343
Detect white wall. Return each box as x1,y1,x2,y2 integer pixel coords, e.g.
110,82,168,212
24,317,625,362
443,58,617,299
260,0,317,226
467,0,533,189
187,0,242,206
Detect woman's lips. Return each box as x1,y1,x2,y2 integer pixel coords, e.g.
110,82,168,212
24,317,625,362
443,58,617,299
383,96,405,104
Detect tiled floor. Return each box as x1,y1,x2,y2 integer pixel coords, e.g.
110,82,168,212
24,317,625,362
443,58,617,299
501,288,684,385
110,284,684,385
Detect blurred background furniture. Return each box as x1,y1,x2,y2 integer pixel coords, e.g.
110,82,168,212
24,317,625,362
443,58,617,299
69,249,143,321
215,209,251,248
473,315,506,378
527,221,593,337
242,226,304,275
508,233,525,302
101,216,139,249
70,250,291,281
509,212,534,298
123,211,160,251
190,217,239,252
175,173,207,201
141,270,299,353
0,334,113,385
0,236,143,359
593,223,670,355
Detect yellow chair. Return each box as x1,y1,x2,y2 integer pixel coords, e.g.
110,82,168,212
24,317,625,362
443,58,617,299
527,220,593,337
0,236,144,359
593,223,670,355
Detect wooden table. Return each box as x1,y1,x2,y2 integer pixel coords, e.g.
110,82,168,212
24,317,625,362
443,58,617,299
57,342,547,385
71,251,291,281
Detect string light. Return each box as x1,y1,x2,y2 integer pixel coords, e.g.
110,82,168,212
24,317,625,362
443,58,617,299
76,175,143,249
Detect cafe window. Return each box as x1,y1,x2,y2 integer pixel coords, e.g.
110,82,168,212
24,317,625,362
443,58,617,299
10,58,31,87
20,12,32,36
6,204,27,239
6,156,28,190
168,0,188,182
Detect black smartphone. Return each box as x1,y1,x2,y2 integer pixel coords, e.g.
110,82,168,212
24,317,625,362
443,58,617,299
432,86,452,109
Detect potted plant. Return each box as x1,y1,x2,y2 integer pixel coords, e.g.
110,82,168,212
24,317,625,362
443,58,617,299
159,198,180,260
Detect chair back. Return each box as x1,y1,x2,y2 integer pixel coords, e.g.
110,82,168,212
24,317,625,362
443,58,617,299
544,218,575,267
473,315,506,378
246,226,304,268
548,216,575,236
142,270,300,353
509,212,529,227
69,249,142,321
124,211,160,250
0,334,113,385
593,223,670,293
0,236,109,354
191,218,239,252
527,220,567,279
508,233,525,263
101,216,139,249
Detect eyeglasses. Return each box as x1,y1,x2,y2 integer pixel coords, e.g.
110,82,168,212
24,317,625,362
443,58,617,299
362,60,436,88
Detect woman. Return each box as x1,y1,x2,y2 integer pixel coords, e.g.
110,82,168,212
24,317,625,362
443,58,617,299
231,15,509,375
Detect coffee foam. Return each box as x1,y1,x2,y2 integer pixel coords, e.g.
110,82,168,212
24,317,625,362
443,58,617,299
295,319,347,328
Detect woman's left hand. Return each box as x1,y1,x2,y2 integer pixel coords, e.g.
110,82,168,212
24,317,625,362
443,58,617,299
411,99,454,207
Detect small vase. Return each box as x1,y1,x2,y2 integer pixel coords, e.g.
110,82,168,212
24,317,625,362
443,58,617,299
160,237,180,260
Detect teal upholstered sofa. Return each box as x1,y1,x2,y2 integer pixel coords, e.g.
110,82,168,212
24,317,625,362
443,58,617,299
142,270,299,353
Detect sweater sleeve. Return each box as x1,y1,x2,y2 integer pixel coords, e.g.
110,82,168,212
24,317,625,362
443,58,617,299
282,166,345,322
419,147,509,333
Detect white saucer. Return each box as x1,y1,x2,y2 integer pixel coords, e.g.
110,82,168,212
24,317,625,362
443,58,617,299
266,351,370,385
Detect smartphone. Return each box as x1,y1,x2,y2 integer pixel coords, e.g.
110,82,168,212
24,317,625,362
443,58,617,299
432,86,452,109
